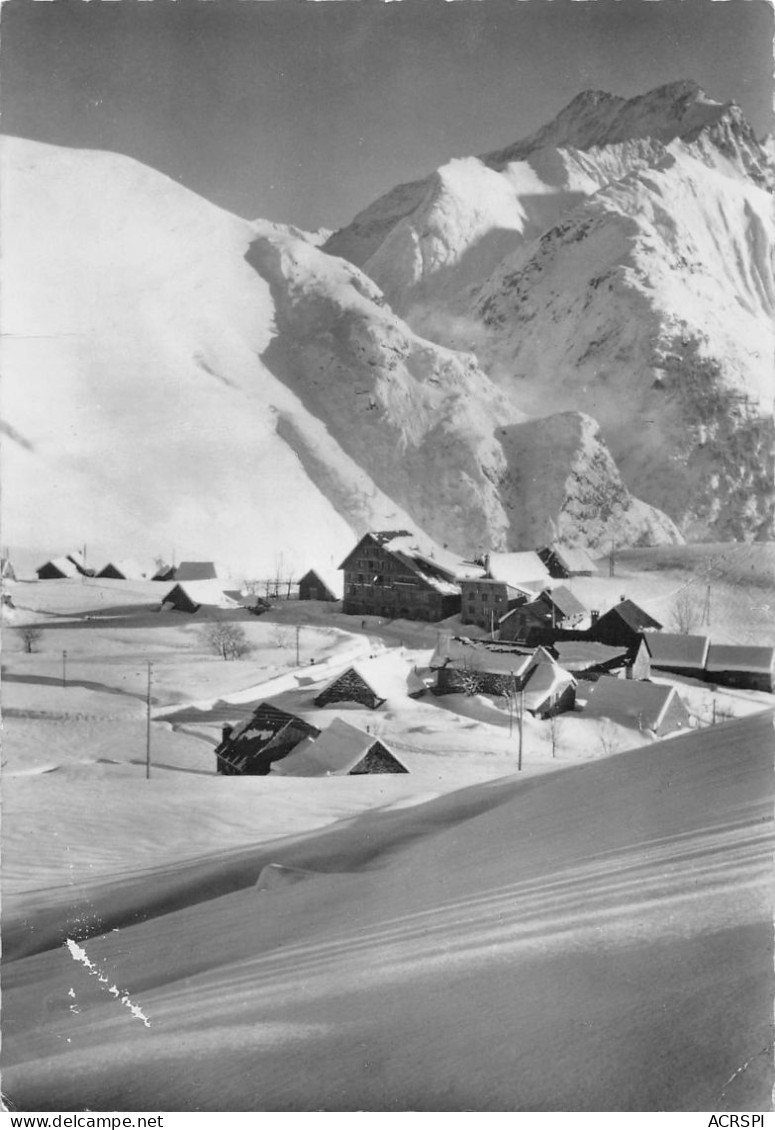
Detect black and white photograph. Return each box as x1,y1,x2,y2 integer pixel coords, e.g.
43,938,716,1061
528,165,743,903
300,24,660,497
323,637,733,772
1,0,773,1114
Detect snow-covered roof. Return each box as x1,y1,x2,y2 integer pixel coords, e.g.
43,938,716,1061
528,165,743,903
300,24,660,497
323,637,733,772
543,585,587,619
317,653,426,703
521,661,575,712
486,552,550,588
38,556,79,577
644,633,710,668
600,599,662,632
299,566,344,599
271,718,405,777
549,546,598,574
705,644,775,675
584,676,683,732
161,580,241,609
97,559,155,580
552,641,630,670
429,638,539,677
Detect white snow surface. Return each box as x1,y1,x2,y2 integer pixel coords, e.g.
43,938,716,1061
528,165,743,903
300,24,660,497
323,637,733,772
2,134,678,568
325,81,775,540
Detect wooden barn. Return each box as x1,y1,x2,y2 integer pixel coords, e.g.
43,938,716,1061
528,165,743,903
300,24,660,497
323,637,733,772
96,560,154,581
340,531,475,622
298,567,342,602
271,718,408,777
429,638,554,696
589,599,662,648
538,545,598,578
521,660,576,718
313,654,425,709
215,702,321,775
583,676,691,738
704,645,775,694
36,556,80,580
644,633,710,681
160,581,240,614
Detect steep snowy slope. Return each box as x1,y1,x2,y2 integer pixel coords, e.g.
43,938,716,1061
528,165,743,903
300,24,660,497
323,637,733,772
325,82,775,540
1,136,676,567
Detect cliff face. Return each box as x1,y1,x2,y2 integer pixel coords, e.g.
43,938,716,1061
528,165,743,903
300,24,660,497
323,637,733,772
325,82,775,541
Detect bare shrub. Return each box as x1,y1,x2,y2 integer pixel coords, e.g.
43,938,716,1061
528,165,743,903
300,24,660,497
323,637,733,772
669,587,703,634
17,625,43,653
200,618,251,661
597,718,620,758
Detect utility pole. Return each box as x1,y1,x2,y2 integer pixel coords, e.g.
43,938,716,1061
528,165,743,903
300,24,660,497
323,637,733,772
62,650,67,688
295,625,301,667
609,538,616,578
509,672,515,738
517,688,524,771
146,662,153,779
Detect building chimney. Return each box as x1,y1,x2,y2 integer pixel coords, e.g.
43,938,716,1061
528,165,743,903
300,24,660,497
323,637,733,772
484,553,492,578
221,723,233,744
590,610,600,624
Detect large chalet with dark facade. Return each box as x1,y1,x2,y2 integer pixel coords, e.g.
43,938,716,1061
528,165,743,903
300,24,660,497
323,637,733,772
340,531,478,622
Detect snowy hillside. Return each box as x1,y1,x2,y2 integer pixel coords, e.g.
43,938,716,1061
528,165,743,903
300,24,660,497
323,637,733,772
0,135,676,570
325,81,775,541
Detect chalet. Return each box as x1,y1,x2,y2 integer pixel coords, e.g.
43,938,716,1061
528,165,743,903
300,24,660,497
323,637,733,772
429,638,554,696
340,531,476,622
460,551,549,630
271,718,408,777
644,633,710,681
313,654,426,709
152,562,176,582
215,702,321,775
498,585,587,641
589,599,662,648
583,676,691,738
160,581,240,614
96,560,154,581
36,556,80,580
521,661,577,718
538,545,598,578
298,567,343,602
704,645,775,694
1,557,17,581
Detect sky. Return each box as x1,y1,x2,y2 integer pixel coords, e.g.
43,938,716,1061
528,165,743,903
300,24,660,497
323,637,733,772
2,0,773,231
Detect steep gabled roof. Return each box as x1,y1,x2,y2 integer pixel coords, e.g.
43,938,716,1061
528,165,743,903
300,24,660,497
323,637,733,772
706,644,775,675
161,580,240,609
97,559,154,580
521,661,575,712
299,567,344,599
339,532,470,595
644,632,710,668
584,676,682,732
429,638,548,678
486,552,550,588
316,653,426,703
599,599,662,632
542,585,587,619
546,546,598,574
38,556,79,578
271,718,407,777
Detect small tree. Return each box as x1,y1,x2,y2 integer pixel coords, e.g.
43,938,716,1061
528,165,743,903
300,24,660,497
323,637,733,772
17,625,42,653
669,587,702,634
548,710,563,758
200,618,250,661
597,718,620,758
